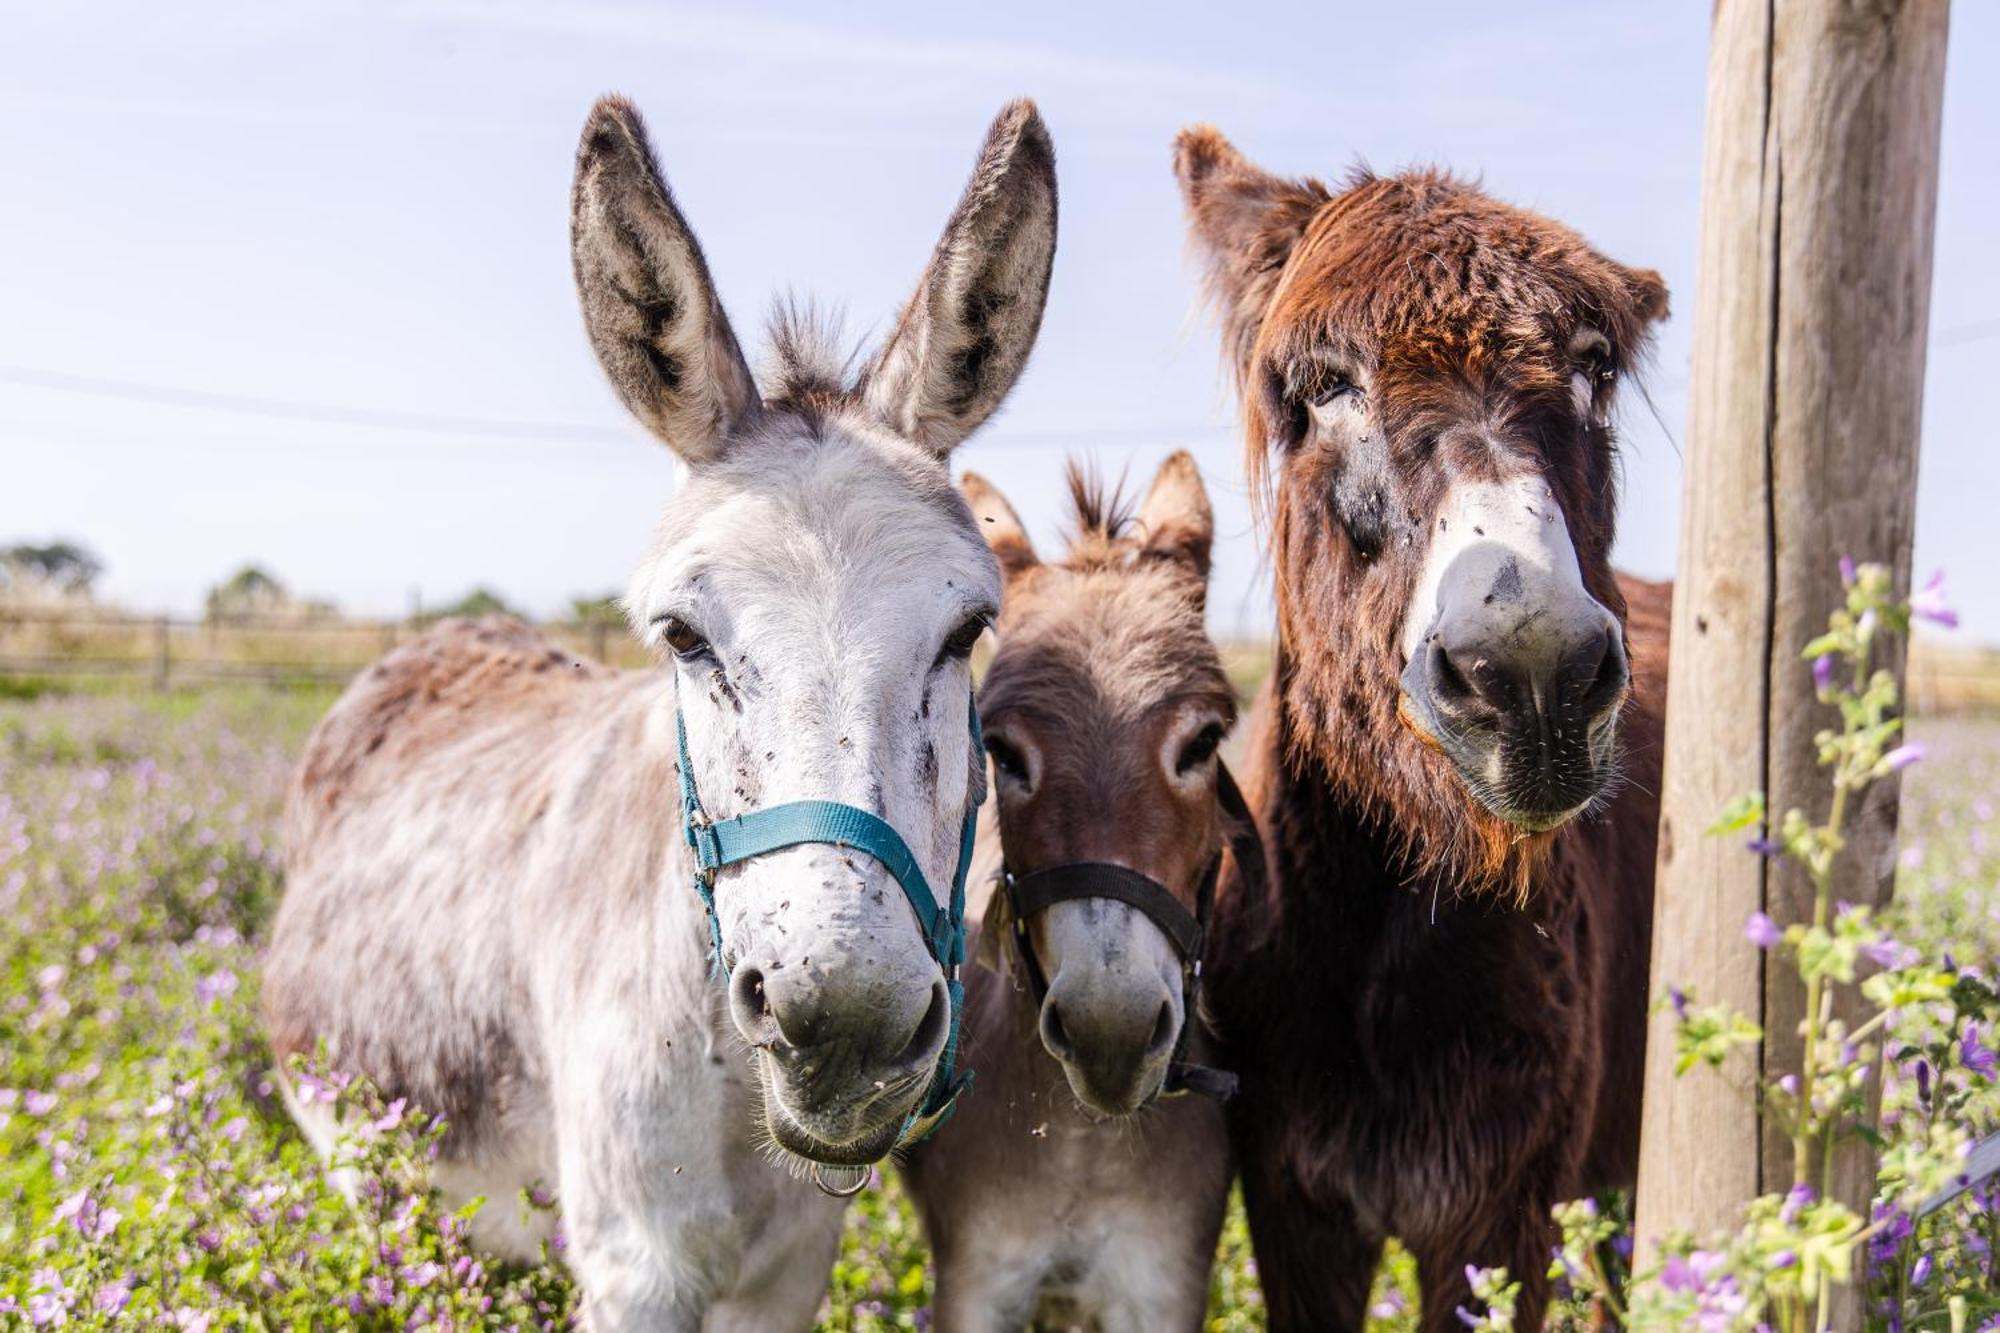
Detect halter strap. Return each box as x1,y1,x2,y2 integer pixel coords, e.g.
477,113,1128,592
674,698,982,1160
1000,760,1263,1103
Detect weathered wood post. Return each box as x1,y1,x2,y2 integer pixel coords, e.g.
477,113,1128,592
1634,0,1949,1300
151,615,172,691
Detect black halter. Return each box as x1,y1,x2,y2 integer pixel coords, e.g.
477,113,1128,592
1000,762,1265,1103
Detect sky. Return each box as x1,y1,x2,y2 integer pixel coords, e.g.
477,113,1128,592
2,2,1996,642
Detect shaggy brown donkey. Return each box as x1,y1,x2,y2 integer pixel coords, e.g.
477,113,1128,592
1173,127,1673,1330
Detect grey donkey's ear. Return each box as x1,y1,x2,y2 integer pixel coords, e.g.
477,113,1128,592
960,471,1038,577
1134,450,1214,587
571,96,757,465
863,100,1058,458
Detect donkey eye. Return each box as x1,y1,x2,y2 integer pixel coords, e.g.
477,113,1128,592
936,614,989,667
986,736,1029,784
1175,723,1226,775
1578,344,1617,385
1311,373,1360,407
656,616,709,660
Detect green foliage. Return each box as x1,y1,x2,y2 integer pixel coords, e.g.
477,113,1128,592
427,588,524,622
0,539,103,596
1538,564,2000,1333
4,559,1993,1331
567,594,625,627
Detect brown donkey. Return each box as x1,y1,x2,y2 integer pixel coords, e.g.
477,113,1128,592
901,453,1248,1332
1173,129,1673,1330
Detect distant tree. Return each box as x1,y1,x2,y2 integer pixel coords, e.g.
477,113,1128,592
0,540,103,601
436,587,523,621
206,565,286,620
569,593,625,626
204,565,341,623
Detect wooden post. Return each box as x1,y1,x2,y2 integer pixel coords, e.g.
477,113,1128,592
1635,0,1949,1302
590,620,610,664
151,615,171,691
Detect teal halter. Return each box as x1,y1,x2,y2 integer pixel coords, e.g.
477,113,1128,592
673,697,982,1176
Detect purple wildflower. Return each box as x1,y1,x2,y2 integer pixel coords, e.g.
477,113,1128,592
1910,570,1958,628
1745,836,1782,858
1865,936,1920,971
1670,987,1689,1020
194,968,238,1006
1884,743,1926,772
1812,654,1835,692
370,1097,407,1137
1840,556,1858,587
1745,911,1782,950
1911,1252,1934,1285
1962,1021,1999,1079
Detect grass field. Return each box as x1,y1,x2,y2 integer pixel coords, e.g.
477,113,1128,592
1,677,1993,1328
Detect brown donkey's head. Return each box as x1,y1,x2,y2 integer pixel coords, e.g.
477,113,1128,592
966,453,1236,1113
1174,128,1668,885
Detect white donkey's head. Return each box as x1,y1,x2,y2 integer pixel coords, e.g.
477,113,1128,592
572,96,1055,1167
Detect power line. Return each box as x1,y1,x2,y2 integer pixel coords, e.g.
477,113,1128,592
0,365,635,444
0,363,1230,449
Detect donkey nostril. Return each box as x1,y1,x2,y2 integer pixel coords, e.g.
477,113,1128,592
1576,623,1629,712
1040,1001,1076,1061
728,966,781,1049
1149,1000,1177,1055
1429,639,1483,710
889,978,951,1071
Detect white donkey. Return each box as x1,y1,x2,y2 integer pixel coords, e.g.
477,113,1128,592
263,94,1057,1329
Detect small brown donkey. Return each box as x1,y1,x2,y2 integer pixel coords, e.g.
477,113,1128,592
901,453,1249,1332
1174,129,1673,1330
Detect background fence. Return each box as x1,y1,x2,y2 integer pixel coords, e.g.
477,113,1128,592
2,607,1995,714
0,608,653,689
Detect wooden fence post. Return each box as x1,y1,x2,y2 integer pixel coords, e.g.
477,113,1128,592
1634,0,1949,1309
151,615,171,691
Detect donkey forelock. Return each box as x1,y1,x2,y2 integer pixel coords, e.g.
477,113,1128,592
977,461,1233,738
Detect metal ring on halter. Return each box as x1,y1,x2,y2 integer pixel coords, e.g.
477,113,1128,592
810,1162,873,1198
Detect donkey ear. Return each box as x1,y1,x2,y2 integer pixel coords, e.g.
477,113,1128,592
862,100,1058,458
1172,126,1327,367
1621,265,1671,326
1134,450,1214,584
571,96,758,466
960,471,1039,577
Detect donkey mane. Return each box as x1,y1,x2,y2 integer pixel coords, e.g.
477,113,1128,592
978,459,1234,734
759,296,863,414
1062,460,1138,554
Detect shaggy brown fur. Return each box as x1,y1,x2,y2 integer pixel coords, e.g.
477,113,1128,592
1175,126,1672,1330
